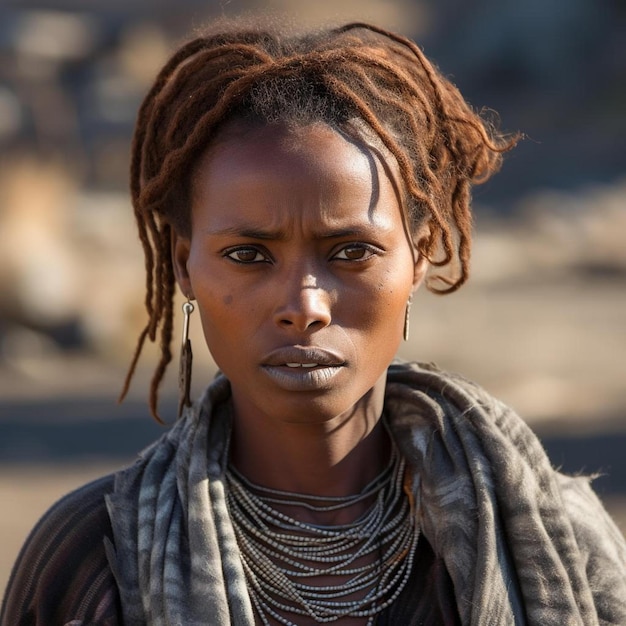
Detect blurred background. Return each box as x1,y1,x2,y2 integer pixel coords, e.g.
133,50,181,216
1,0,625,595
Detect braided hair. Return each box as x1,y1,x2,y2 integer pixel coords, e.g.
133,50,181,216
120,19,518,420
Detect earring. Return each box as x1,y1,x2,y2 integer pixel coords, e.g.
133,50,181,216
403,296,412,342
178,299,195,418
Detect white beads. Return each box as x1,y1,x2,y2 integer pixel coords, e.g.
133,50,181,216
225,446,419,624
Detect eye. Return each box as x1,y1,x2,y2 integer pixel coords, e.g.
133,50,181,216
332,243,377,261
224,246,269,264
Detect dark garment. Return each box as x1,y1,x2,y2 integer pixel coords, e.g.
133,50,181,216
1,474,459,626
378,538,461,626
1,475,122,626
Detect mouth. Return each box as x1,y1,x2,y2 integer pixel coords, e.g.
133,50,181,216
285,363,319,368
261,346,346,390
262,346,346,368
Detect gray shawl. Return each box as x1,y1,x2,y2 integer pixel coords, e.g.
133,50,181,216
105,361,626,625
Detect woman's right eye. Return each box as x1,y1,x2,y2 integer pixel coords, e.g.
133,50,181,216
224,247,268,264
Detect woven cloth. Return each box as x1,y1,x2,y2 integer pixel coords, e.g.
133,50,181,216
105,361,626,625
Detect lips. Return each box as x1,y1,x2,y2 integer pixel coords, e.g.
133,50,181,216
262,346,346,368
261,346,346,391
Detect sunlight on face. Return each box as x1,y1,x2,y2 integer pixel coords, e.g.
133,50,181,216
173,122,425,429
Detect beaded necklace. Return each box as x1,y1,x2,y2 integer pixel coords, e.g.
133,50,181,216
225,446,419,625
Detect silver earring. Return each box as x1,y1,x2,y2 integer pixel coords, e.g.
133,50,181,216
403,296,412,342
178,299,195,418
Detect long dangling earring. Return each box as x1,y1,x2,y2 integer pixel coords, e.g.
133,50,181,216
403,296,412,342
178,299,195,418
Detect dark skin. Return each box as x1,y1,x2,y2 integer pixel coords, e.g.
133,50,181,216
173,122,428,625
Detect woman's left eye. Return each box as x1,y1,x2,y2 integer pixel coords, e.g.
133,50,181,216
224,247,268,263
332,244,377,261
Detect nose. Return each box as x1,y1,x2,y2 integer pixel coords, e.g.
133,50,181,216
273,270,332,333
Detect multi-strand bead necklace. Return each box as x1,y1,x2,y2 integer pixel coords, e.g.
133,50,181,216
225,446,418,625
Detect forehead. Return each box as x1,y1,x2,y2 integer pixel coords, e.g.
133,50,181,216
188,122,407,237
191,121,402,202
198,122,361,173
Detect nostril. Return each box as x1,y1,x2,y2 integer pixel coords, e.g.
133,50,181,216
273,283,332,332
277,315,328,332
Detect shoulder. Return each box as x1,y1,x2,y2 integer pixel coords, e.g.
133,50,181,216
387,359,497,402
557,474,626,622
1,474,122,626
387,361,626,621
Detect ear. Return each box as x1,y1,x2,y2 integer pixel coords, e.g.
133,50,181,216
171,229,194,299
412,252,429,291
410,223,430,292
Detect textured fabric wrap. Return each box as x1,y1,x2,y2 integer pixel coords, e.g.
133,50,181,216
105,361,626,625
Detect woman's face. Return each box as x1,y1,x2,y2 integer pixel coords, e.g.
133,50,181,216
173,122,426,427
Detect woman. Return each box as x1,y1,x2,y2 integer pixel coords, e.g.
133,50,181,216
2,19,625,626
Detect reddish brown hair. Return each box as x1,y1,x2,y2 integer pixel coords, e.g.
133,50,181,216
120,20,518,419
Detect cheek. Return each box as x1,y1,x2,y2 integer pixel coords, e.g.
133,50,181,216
188,246,233,310
375,265,413,312
346,268,412,341
191,276,265,356
187,271,235,346
194,293,246,371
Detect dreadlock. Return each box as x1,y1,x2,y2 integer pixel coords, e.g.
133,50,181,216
119,19,519,420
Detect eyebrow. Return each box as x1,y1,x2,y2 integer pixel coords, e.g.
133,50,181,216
204,224,386,240
205,226,283,240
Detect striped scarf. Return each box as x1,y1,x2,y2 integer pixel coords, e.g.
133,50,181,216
105,361,626,625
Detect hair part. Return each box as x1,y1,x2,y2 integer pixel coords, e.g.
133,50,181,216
119,19,519,420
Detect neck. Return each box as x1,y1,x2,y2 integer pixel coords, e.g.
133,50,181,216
228,383,390,499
